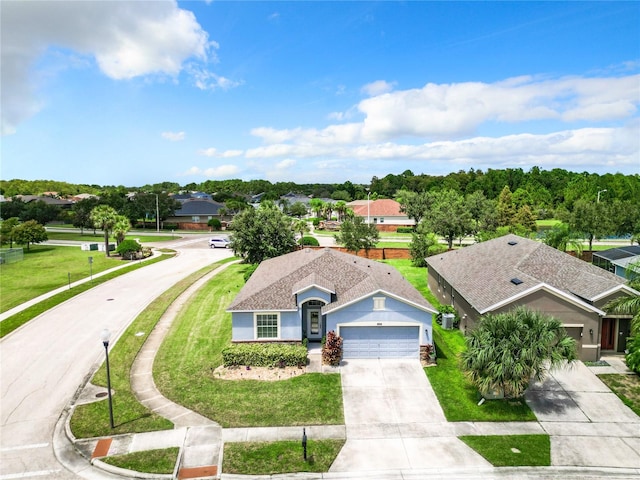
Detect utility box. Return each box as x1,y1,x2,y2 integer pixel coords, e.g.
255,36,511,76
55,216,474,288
81,243,98,251
442,313,455,330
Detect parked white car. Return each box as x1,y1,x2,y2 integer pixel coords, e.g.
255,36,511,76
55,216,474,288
209,236,231,248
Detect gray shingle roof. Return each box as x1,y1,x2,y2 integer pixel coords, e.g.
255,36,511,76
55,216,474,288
426,234,628,313
228,248,436,314
174,199,224,215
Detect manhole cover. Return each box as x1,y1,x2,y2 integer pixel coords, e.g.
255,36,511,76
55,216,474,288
96,392,108,398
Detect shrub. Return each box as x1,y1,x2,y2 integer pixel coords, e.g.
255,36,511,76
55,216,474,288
311,218,321,227
163,223,178,230
115,239,142,259
322,330,343,366
625,335,640,374
208,218,222,230
299,236,319,246
222,343,307,367
396,227,414,233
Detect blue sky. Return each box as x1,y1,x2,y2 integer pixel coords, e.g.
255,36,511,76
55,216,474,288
1,1,639,187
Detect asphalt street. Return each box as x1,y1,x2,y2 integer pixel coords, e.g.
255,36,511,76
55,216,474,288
0,235,232,480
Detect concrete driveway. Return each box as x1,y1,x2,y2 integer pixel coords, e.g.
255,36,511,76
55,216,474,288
330,359,491,473
525,361,640,469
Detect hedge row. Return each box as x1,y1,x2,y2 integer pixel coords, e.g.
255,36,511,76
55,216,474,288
222,343,308,367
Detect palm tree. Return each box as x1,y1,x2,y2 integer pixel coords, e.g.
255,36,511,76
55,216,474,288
112,215,132,246
543,222,583,256
291,218,310,244
90,205,118,257
461,306,578,399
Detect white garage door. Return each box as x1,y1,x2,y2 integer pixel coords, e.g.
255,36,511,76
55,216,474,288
341,326,420,359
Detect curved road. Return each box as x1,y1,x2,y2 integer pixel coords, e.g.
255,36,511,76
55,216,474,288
0,235,232,479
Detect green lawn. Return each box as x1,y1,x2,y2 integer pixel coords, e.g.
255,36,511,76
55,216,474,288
0,245,124,313
102,447,179,474
223,440,345,475
154,263,344,428
460,435,550,466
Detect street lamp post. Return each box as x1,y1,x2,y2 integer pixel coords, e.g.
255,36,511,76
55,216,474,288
597,189,607,203
155,194,160,232
100,328,115,429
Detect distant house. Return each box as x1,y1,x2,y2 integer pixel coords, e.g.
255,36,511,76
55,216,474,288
426,234,639,361
592,246,640,279
16,195,74,210
228,248,436,359
171,192,213,203
348,199,414,232
165,199,225,230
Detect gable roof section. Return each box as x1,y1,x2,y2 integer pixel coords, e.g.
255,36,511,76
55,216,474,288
228,248,436,314
426,234,629,314
292,272,335,296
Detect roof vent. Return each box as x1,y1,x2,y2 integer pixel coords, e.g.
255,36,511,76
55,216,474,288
508,241,518,246
511,278,523,285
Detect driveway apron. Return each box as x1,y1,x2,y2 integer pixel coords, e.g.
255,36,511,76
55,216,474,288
525,361,640,469
330,359,491,473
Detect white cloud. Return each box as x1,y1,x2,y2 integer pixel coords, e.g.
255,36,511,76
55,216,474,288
244,125,638,172
162,131,185,141
187,65,242,91
276,159,296,169
1,0,214,135
198,147,244,157
265,73,639,147
361,80,395,97
182,165,240,178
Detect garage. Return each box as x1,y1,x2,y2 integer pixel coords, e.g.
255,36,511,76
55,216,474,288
341,325,420,359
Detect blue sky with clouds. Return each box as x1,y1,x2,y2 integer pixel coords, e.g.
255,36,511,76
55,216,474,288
1,1,639,187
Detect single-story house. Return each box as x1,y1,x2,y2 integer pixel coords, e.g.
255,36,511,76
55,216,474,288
16,195,74,210
592,245,640,279
165,199,226,230
426,234,640,361
227,248,437,359
348,199,415,232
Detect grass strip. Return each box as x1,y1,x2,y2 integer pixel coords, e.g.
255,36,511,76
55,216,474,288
0,252,172,338
46,232,176,243
154,263,344,428
69,258,235,438
101,447,179,474
460,434,550,467
223,439,345,475
598,373,640,417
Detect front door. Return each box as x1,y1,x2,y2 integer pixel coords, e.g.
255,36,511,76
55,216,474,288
601,318,615,350
307,309,322,341
617,318,631,353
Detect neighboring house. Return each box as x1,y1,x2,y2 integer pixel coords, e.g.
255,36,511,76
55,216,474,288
17,195,74,210
426,234,640,361
348,199,415,231
592,246,640,279
227,248,437,359
165,199,225,230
